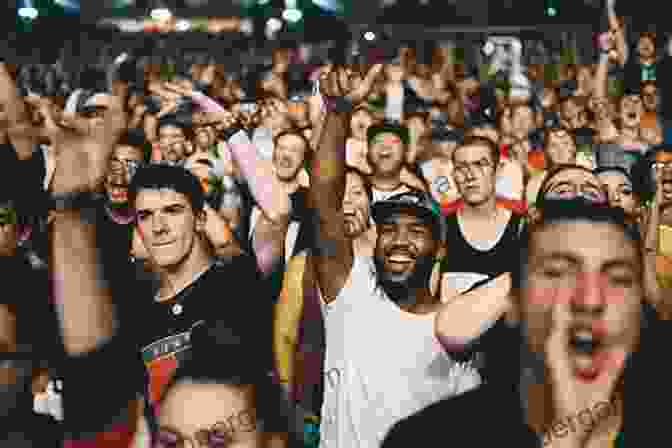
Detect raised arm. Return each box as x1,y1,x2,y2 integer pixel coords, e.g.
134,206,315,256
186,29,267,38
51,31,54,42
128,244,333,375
46,93,140,446
606,0,627,66
309,64,383,302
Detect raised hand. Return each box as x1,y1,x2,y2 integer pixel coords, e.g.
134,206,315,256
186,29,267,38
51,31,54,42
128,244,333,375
319,63,383,105
41,94,127,194
545,300,625,446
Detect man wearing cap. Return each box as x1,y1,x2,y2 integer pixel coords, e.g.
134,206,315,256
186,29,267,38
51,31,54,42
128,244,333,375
311,66,481,448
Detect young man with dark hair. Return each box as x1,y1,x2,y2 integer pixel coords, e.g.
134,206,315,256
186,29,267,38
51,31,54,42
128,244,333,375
126,164,272,410
384,198,671,447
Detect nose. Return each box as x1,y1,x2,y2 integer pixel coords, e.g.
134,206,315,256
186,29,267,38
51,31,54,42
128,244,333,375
608,189,621,205
151,213,168,235
390,226,411,246
571,270,607,316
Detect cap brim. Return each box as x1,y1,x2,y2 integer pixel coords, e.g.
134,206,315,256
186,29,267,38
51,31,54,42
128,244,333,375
372,201,439,229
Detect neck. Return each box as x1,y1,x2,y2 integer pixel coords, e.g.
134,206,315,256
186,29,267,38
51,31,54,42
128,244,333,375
371,173,403,191
461,197,498,219
157,245,213,301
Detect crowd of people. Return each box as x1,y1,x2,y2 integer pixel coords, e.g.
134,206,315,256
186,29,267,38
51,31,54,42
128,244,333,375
1,0,671,446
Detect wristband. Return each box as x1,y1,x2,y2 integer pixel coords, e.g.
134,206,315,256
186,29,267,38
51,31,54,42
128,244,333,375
324,96,355,114
50,191,100,210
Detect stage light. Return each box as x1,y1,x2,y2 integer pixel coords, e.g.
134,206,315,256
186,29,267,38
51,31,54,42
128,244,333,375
364,31,376,41
151,7,172,21
282,8,303,22
176,19,191,31
18,7,38,19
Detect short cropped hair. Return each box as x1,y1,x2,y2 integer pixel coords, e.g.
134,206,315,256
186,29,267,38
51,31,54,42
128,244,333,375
128,164,205,213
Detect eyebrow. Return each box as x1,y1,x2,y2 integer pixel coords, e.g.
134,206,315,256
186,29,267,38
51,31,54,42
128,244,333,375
136,203,187,215
534,253,639,273
455,158,491,165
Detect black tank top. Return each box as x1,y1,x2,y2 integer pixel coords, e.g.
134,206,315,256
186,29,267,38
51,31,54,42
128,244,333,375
440,211,523,291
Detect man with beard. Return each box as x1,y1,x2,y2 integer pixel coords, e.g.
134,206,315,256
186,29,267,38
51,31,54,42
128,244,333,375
274,168,376,442
310,67,481,448
384,198,670,447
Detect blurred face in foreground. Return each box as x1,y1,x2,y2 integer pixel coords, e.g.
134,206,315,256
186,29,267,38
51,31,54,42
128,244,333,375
521,220,642,382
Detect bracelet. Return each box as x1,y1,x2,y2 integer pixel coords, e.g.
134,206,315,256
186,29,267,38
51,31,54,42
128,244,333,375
324,96,355,114
49,191,101,212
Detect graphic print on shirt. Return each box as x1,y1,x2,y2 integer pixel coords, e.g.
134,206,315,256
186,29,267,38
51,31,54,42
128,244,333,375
141,320,204,405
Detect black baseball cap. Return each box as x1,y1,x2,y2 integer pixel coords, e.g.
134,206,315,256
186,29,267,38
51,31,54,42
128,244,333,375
372,190,446,242
367,122,410,146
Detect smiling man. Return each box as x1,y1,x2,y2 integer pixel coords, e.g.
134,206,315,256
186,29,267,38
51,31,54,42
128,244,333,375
311,67,481,448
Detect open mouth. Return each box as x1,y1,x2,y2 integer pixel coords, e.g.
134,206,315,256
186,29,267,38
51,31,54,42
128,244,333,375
108,184,128,201
568,325,610,382
385,252,416,271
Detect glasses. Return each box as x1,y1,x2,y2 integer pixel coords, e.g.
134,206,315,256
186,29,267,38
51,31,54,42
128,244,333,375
154,424,235,448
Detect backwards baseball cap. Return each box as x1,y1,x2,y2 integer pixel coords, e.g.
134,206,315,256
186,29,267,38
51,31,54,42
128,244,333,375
367,122,410,146
372,190,446,242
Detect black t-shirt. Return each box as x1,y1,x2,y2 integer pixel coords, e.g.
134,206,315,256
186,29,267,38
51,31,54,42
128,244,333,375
0,412,62,448
382,383,538,447
133,255,272,406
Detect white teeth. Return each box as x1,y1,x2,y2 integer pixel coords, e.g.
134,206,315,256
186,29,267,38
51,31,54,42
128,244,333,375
389,255,413,262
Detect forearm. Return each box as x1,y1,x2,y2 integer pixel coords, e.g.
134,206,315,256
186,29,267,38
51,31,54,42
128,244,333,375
310,110,348,201
593,53,610,100
227,131,290,224
51,210,116,355
436,274,511,350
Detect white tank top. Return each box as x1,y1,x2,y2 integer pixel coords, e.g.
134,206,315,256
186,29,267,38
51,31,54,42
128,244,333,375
319,256,482,448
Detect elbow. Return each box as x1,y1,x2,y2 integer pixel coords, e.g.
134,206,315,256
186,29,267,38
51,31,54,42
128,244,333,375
435,313,470,353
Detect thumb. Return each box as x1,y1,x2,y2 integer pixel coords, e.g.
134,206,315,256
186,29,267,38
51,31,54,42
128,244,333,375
545,299,573,382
